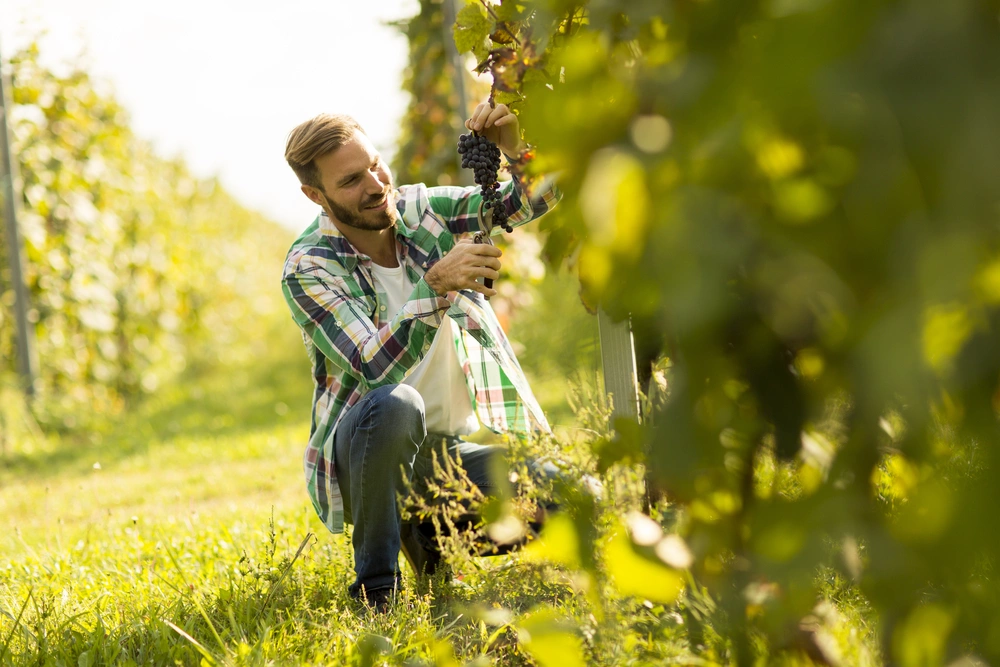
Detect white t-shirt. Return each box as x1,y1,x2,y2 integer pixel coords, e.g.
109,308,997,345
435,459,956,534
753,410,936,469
368,257,479,436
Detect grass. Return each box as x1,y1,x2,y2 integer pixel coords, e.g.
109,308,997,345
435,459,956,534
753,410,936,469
0,322,882,666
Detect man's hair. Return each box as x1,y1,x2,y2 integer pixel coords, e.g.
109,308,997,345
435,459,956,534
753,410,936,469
285,114,365,191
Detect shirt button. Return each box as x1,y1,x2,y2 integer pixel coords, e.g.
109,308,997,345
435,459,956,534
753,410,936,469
380,305,386,311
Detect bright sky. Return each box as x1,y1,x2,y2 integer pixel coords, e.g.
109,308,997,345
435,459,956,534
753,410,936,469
0,0,420,230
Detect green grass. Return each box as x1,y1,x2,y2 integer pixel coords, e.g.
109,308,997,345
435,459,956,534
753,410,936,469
0,324,882,666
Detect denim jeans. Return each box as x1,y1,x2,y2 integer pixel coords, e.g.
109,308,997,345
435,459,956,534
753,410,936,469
333,383,544,598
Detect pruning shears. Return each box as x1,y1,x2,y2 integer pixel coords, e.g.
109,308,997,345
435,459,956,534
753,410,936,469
473,199,496,299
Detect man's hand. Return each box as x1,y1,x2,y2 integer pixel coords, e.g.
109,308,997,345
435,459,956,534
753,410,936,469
465,102,525,157
425,240,502,298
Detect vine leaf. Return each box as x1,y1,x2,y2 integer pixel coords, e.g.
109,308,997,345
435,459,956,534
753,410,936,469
491,23,517,44
492,90,522,108
454,2,493,60
494,0,526,22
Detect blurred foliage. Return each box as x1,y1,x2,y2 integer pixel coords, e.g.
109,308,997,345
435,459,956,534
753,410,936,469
0,43,293,431
393,1,601,433
503,257,601,429
454,0,1000,664
390,0,469,187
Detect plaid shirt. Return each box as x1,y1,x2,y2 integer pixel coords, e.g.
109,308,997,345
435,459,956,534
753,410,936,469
282,173,560,534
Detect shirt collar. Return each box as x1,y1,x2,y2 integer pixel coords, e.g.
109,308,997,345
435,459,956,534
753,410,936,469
318,191,413,271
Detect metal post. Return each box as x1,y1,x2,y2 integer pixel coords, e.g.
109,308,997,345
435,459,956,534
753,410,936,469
441,0,472,183
598,309,640,424
0,40,38,394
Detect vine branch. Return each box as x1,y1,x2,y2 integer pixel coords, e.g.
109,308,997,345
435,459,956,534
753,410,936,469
478,0,522,46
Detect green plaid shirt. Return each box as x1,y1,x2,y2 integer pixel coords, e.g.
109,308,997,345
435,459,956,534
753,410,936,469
282,174,560,534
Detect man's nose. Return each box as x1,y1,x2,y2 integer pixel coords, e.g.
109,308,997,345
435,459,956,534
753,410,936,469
364,170,386,193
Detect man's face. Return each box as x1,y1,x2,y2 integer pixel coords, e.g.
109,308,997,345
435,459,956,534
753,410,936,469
307,130,397,231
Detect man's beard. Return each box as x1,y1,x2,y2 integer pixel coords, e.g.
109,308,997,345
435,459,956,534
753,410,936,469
322,190,395,231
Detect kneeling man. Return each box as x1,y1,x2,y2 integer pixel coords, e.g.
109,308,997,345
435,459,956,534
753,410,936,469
281,103,560,609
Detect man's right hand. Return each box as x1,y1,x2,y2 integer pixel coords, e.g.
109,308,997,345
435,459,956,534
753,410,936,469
424,240,501,298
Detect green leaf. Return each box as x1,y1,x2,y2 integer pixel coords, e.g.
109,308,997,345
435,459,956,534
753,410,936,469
521,67,550,89
604,520,685,604
892,604,955,667
494,0,526,22
492,90,522,108
453,2,492,56
430,638,461,667
524,512,580,568
358,634,392,667
518,608,587,667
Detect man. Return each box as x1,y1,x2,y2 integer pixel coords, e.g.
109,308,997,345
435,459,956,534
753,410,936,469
281,103,560,609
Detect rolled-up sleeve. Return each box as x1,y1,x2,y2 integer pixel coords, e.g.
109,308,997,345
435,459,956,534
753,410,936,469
282,266,450,388
423,167,562,236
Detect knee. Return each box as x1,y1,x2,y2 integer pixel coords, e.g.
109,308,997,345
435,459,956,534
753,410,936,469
378,383,424,421
365,384,425,442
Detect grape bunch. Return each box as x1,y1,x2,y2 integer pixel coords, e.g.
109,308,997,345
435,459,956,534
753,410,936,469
457,133,512,233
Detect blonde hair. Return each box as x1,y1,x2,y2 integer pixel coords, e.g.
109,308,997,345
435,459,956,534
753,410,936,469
285,113,365,190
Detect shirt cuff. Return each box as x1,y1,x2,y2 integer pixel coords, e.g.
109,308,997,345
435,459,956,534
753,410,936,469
502,142,530,164
409,276,452,326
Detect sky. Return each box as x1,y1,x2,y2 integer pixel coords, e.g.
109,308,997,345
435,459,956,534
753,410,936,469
0,0,420,230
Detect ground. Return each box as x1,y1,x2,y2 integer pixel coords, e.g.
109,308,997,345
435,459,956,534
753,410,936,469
0,326,879,666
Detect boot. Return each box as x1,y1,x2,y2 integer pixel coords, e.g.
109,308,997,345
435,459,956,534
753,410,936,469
399,521,442,578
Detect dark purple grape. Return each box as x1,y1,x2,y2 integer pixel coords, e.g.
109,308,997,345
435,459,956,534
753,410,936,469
457,132,513,234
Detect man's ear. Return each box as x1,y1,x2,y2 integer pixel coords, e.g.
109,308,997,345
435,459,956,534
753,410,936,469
301,185,325,207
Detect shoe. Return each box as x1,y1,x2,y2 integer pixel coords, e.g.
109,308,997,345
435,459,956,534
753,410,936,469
359,585,395,614
399,522,442,578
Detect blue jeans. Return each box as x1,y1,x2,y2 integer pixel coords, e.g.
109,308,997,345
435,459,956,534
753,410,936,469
334,384,546,597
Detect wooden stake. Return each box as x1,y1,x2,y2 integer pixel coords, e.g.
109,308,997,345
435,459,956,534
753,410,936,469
598,309,640,424
0,40,38,394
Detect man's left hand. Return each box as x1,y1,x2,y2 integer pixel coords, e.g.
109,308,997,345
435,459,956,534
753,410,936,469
465,102,525,157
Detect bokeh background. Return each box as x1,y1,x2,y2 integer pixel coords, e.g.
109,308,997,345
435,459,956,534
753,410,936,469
0,0,601,435
4,1,1000,665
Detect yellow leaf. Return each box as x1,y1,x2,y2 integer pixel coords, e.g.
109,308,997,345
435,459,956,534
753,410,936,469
518,608,587,667
578,243,613,300
604,522,684,603
892,604,955,667
922,303,974,374
579,148,649,258
524,513,581,569
431,639,460,667
974,259,1000,304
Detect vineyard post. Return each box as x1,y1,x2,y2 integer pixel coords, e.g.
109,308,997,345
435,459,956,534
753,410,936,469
442,0,472,184
0,41,38,395
598,309,640,423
